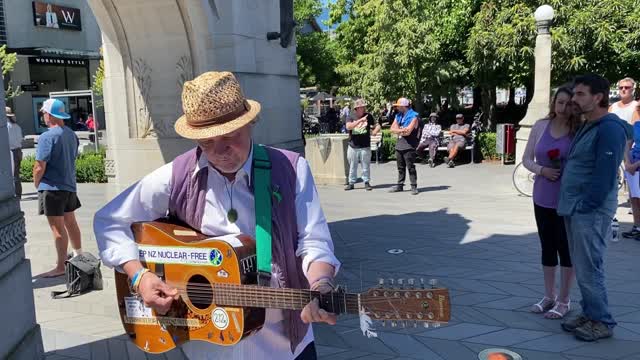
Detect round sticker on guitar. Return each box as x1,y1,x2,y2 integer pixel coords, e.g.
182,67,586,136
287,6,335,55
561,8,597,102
212,308,229,330
209,249,223,266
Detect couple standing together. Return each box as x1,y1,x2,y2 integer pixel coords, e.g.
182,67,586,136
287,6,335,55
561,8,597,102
523,74,633,341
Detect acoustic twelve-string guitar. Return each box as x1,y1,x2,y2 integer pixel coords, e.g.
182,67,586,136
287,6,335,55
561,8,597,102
115,221,451,354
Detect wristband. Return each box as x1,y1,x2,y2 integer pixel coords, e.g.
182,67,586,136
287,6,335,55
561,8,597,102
131,268,150,293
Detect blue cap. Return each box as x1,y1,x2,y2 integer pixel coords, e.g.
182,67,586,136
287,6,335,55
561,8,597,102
41,99,71,119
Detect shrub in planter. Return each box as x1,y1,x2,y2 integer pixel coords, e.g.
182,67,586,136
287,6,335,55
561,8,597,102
381,129,397,161
477,132,499,161
19,151,107,184
20,155,35,182
76,152,107,183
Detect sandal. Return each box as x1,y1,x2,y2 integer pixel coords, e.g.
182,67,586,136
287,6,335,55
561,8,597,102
545,301,570,319
531,296,556,313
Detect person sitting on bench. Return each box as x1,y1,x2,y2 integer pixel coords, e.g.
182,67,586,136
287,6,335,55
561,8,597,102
416,113,441,167
444,114,470,168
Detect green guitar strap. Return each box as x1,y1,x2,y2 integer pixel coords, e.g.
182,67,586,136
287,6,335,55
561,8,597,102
252,144,273,279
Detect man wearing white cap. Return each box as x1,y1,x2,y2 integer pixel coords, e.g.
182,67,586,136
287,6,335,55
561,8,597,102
389,97,419,195
33,98,83,277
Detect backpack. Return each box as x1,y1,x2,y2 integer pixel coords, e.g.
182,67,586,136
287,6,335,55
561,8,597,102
51,252,103,298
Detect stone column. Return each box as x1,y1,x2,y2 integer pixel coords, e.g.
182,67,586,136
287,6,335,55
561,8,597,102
0,76,44,359
515,5,554,162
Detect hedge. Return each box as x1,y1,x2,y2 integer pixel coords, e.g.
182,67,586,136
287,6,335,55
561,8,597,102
380,129,397,160
476,132,499,161
378,130,499,162
20,149,107,183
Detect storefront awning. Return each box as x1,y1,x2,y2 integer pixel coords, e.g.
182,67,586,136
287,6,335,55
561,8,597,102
10,47,101,59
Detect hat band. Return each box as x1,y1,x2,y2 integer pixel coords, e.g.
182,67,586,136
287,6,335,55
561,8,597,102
186,101,250,128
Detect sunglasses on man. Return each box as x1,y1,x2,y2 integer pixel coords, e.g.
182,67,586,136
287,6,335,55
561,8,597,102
618,86,633,90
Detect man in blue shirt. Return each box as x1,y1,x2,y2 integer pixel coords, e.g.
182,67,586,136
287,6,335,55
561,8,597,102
558,74,632,341
389,97,420,195
33,98,83,278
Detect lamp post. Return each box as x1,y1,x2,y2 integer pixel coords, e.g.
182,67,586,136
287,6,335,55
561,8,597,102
515,5,554,162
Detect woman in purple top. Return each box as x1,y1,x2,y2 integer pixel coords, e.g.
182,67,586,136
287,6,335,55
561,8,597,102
522,87,582,319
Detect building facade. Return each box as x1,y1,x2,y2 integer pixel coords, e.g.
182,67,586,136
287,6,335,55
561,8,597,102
3,0,102,135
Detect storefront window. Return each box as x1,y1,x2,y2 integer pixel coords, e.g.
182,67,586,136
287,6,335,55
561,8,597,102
67,66,90,90
29,64,66,94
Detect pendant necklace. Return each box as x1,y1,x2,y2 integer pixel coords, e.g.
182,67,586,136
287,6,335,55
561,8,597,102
224,179,238,223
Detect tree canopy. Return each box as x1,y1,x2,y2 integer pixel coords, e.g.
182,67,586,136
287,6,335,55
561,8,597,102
296,0,640,125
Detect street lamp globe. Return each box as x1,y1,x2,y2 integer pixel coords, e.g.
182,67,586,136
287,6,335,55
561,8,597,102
534,5,554,22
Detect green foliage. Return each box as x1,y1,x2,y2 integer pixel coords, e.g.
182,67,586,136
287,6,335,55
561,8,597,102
295,0,341,89
380,129,397,161
476,132,499,161
0,45,23,101
19,156,35,182
548,0,640,83
76,151,107,183
328,0,477,111
91,47,105,108
20,149,107,184
320,0,640,128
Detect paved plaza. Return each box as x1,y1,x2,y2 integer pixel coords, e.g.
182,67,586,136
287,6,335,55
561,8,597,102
22,161,640,360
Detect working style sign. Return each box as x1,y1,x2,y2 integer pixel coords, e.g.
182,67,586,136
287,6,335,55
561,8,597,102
32,1,82,31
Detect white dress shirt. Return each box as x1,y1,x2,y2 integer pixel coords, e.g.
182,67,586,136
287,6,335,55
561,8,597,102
94,146,340,360
7,122,23,150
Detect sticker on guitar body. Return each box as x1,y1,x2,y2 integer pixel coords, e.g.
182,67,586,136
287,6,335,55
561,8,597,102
138,245,223,266
123,297,201,327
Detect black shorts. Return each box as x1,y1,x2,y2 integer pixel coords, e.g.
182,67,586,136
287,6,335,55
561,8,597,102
38,191,82,216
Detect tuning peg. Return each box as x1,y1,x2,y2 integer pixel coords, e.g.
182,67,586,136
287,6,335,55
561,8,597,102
423,322,430,328
408,278,415,288
433,322,441,328
401,321,406,328
381,320,386,327
397,279,404,288
413,321,418,328
388,278,395,288
378,278,384,287
420,278,425,289
391,321,397,328
429,279,438,288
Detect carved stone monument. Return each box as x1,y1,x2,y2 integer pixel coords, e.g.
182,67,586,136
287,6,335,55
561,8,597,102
0,77,44,359
88,0,303,190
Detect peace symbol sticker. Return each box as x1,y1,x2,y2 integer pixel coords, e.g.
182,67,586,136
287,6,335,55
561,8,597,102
209,248,223,266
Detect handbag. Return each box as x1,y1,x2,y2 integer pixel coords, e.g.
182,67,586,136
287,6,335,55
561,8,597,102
51,252,103,298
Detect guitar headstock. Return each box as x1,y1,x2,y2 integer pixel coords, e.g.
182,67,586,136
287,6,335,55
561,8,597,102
361,278,451,328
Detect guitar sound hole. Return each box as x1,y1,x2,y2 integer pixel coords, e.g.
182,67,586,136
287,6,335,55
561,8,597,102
187,274,213,310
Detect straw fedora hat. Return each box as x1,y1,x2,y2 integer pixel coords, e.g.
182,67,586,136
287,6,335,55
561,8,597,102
174,71,261,140
353,98,368,109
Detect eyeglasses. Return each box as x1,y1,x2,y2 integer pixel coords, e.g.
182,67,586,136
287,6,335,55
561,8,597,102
619,86,633,90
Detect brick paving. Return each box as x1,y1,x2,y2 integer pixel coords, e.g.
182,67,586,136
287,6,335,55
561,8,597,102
21,161,640,359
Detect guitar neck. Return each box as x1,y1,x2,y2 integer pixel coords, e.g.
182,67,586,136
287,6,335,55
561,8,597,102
211,283,360,315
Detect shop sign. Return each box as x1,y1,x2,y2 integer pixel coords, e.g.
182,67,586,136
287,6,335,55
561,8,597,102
32,1,82,31
29,57,88,67
21,84,39,92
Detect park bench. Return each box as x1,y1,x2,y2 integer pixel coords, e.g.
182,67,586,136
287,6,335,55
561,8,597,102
435,131,476,164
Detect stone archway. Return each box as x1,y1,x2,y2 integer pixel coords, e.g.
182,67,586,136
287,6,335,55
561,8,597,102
87,0,302,188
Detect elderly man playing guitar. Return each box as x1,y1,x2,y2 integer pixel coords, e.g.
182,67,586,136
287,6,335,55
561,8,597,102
94,72,340,359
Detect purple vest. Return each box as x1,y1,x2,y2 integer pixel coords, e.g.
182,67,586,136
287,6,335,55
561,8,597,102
168,146,310,353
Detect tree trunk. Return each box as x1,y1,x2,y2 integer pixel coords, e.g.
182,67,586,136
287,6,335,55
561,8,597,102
508,86,516,106
473,86,482,112
481,86,497,131
414,66,425,115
